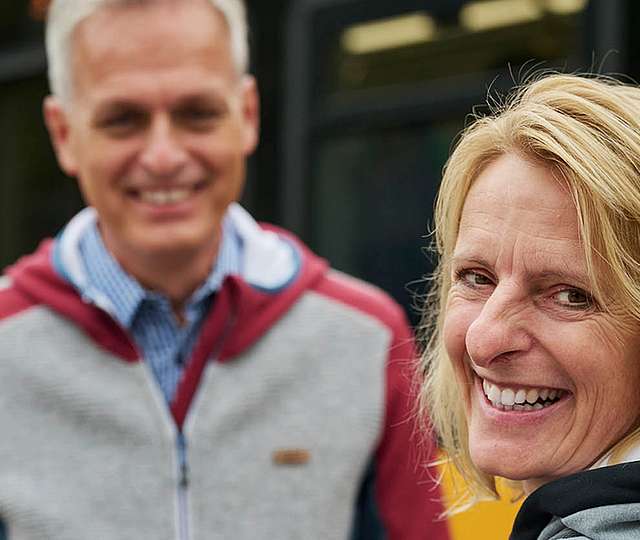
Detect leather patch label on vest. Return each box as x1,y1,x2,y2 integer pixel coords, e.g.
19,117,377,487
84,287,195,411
272,448,311,466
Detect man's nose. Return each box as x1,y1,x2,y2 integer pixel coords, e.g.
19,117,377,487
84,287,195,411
464,284,532,368
139,116,188,177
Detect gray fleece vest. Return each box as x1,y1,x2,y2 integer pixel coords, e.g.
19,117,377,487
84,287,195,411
0,290,387,539
0,207,448,540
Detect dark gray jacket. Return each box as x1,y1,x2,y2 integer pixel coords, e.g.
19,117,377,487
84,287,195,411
510,461,640,540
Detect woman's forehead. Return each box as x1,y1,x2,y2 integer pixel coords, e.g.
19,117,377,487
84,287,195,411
453,154,587,273
460,155,577,229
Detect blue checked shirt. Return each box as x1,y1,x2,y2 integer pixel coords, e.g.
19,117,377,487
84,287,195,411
77,216,242,403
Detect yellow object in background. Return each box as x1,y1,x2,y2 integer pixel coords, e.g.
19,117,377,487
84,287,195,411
438,461,522,540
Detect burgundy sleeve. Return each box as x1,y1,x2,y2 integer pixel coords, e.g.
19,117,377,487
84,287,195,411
313,273,450,539
372,316,450,539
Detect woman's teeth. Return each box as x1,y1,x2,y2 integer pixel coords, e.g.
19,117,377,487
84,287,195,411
482,378,564,411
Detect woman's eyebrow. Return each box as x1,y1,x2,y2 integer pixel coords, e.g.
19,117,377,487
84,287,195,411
450,253,491,268
534,270,591,288
450,254,591,286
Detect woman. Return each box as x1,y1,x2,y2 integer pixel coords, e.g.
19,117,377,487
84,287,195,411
420,74,640,539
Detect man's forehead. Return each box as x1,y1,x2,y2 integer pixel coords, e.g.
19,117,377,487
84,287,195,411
71,0,225,46
69,0,226,65
68,0,235,100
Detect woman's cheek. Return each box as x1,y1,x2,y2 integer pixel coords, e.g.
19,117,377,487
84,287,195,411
443,296,474,363
443,297,477,405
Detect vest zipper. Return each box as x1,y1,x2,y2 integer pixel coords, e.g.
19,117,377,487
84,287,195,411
177,431,190,540
174,302,237,540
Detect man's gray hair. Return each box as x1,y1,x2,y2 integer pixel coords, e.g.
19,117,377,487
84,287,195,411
45,0,249,104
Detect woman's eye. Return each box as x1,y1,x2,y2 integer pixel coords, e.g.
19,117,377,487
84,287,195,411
554,288,593,310
456,269,493,287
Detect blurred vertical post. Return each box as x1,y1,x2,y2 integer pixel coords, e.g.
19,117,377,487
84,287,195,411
29,0,49,21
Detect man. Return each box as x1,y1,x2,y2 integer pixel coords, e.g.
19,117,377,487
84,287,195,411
0,0,448,538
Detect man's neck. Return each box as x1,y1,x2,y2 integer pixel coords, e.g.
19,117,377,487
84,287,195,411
101,233,220,315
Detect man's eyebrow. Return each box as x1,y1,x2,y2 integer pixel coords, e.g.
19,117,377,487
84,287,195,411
175,92,227,107
93,100,144,116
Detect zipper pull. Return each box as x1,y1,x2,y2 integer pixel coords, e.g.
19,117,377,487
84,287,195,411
180,462,189,488
177,432,189,488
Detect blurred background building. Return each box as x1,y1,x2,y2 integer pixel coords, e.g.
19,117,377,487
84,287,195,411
0,0,636,535
2,0,636,319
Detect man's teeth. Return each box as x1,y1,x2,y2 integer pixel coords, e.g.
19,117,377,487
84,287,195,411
139,188,192,205
482,379,562,411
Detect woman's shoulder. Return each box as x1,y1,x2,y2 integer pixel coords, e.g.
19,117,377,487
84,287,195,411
510,461,640,540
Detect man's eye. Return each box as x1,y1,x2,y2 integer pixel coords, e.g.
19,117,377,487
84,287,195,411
97,111,145,133
554,288,593,310
176,108,220,126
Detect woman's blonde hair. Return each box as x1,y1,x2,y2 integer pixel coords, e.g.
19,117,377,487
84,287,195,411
419,73,640,509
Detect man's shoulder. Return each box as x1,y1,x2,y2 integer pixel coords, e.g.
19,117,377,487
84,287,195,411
236,211,411,337
310,269,409,335
0,274,38,323
0,240,67,325
0,275,11,291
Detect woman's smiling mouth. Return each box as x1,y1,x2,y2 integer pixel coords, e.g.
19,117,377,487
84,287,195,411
479,377,567,411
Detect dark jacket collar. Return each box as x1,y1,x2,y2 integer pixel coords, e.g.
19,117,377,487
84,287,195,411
510,460,640,539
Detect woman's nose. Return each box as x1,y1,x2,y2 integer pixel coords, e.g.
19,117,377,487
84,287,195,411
464,284,533,368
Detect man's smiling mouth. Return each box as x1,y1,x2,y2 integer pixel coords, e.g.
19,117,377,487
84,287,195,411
128,181,207,206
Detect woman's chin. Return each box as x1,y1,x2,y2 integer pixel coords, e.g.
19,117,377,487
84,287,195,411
468,439,548,483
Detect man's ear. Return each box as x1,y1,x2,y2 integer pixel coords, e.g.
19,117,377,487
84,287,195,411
43,96,79,177
240,75,260,156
